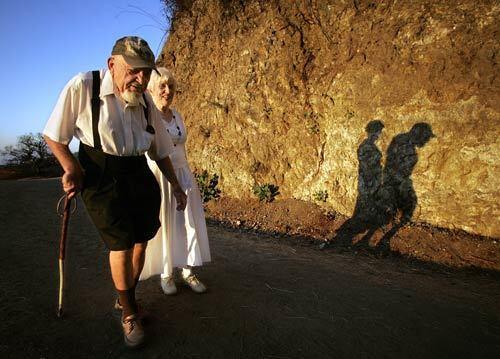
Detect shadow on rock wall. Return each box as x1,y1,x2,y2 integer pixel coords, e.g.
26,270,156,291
332,122,435,248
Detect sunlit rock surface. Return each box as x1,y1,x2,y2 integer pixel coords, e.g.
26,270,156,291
159,0,499,237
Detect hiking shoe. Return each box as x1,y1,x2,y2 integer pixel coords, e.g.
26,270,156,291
115,298,142,312
114,299,148,320
161,276,178,295
183,274,207,293
122,314,145,348
114,298,123,311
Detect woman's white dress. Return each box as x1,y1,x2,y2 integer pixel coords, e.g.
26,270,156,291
140,109,211,280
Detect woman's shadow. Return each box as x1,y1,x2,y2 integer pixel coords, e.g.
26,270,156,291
333,121,435,247
333,120,386,246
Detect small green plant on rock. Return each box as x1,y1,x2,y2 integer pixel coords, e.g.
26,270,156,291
313,190,328,202
194,170,221,203
253,183,280,203
308,120,320,135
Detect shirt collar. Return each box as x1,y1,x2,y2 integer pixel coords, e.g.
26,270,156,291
100,69,147,108
100,70,114,97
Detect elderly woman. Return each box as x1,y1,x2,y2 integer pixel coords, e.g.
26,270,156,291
140,67,211,294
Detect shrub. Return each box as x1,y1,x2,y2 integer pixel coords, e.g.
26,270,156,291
253,183,280,202
194,170,221,203
313,190,328,202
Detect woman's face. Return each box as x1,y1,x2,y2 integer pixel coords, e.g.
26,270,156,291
154,78,175,110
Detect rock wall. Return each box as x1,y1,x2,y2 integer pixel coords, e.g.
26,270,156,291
159,0,500,237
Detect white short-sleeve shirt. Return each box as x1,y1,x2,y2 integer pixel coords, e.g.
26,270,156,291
43,69,173,161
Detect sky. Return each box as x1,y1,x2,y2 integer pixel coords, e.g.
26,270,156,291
0,0,171,155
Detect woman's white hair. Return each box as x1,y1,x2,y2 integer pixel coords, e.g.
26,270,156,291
148,67,177,93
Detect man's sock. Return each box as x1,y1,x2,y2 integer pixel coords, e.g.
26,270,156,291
117,288,138,319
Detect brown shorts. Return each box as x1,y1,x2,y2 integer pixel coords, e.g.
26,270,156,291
79,144,161,251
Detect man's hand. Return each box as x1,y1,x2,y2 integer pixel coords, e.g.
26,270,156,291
172,186,187,211
44,136,84,199
62,167,84,199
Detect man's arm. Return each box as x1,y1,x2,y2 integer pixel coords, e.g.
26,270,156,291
155,156,187,211
44,136,83,199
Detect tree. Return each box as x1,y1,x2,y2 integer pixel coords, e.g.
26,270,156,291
1,133,56,175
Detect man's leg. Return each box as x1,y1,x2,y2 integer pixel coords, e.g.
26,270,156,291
132,242,148,285
109,248,145,347
109,249,137,318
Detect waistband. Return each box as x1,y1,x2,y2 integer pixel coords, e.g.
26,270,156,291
79,143,149,175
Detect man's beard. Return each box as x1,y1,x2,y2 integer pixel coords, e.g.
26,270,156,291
121,90,141,106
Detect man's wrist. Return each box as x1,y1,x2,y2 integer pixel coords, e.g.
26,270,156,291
64,163,81,175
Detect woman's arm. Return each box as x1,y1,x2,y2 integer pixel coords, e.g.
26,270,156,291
155,156,187,211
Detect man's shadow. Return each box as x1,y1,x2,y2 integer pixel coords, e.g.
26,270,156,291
333,122,435,247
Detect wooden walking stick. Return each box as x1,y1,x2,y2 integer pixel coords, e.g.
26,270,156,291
56,194,75,317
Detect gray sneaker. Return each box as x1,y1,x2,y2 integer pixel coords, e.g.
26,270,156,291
122,314,145,348
161,276,177,295
183,274,207,294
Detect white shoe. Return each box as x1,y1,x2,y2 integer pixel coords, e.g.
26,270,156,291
183,274,207,293
160,276,177,295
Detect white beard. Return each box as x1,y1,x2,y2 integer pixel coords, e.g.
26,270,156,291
121,90,141,106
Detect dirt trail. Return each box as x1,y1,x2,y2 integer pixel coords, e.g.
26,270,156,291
0,178,499,359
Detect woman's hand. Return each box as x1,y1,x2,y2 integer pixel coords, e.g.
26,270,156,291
172,186,187,211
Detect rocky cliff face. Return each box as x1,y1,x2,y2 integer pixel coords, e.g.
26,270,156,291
159,0,499,238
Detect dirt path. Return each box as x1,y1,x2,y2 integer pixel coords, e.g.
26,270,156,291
0,178,499,359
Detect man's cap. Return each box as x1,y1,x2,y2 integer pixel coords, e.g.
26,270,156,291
111,36,157,70
410,122,436,146
410,122,436,138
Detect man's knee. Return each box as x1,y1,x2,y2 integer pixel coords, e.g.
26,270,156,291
135,242,148,253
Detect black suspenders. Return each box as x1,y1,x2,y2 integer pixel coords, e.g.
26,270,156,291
90,70,154,151
91,71,102,150
143,94,155,135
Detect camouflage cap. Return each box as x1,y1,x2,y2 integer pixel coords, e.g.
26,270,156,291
111,36,157,70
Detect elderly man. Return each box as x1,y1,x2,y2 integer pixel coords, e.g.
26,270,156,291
44,36,187,348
